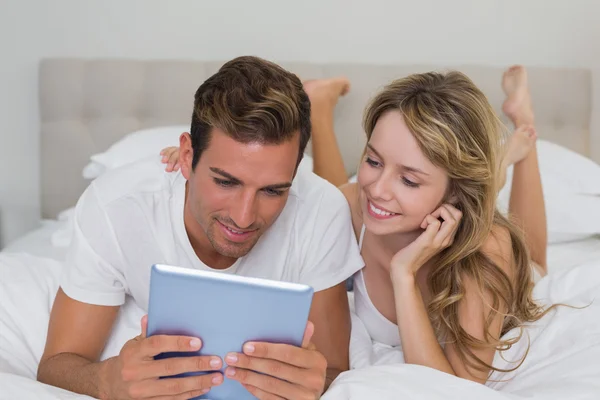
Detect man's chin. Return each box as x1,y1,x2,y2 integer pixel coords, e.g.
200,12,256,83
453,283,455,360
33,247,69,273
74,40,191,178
211,238,257,259
206,223,262,258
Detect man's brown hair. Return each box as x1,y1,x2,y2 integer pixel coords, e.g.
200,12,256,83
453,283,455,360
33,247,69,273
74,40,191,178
190,56,311,169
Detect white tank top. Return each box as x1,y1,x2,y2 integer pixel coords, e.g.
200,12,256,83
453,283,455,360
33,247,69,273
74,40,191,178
353,224,542,349
353,225,402,347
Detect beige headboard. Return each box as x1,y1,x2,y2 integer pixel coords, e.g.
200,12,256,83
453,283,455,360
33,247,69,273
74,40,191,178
39,59,595,219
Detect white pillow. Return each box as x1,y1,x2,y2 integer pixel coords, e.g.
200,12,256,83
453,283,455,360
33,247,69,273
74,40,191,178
497,139,600,243
82,125,188,179
527,139,600,195
83,125,318,181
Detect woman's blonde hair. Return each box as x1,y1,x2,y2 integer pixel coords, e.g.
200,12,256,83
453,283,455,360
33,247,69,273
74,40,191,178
363,71,552,374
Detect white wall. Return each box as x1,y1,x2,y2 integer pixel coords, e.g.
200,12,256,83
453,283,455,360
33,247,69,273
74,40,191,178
1,0,599,247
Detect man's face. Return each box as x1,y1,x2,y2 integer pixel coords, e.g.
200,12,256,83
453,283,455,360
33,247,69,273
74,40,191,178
181,128,299,259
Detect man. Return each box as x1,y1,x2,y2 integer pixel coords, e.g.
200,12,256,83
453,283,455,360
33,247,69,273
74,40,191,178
37,56,363,400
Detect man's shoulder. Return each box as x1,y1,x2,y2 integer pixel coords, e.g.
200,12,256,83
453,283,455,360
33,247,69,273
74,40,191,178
89,156,177,207
290,169,348,212
286,171,353,234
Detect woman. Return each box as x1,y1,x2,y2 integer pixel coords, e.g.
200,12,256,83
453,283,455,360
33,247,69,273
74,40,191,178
160,66,552,384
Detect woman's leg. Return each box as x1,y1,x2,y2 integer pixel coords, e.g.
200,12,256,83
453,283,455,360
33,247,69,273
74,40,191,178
304,78,351,188
500,66,548,274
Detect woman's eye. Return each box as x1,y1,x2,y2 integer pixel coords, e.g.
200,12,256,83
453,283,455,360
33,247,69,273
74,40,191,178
366,157,381,168
402,177,420,188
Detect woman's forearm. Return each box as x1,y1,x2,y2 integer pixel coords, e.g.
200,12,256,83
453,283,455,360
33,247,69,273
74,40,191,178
310,107,349,188
391,271,455,375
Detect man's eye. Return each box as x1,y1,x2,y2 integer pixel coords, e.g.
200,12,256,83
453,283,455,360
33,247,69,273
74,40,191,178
264,188,284,197
214,178,234,187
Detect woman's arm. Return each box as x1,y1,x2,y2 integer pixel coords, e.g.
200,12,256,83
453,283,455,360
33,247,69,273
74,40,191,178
304,78,351,188
310,107,349,188
392,220,512,383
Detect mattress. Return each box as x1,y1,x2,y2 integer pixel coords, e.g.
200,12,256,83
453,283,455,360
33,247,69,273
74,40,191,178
3,219,69,262
5,217,600,272
1,218,600,399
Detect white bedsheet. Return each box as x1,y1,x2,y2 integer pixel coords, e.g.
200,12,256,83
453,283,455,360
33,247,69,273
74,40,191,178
329,259,600,400
0,253,143,400
1,248,600,399
2,216,600,399
2,219,70,262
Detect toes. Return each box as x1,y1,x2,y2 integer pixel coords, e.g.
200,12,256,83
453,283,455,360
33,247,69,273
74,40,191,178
340,80,351,96
508,65,523,73
329,77,350,95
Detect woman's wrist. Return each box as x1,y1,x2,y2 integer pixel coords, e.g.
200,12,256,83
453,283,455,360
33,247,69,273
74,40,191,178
390,263,418,287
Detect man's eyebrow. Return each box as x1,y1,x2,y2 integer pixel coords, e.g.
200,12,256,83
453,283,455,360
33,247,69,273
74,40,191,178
263,182,293,190
210,167,292,190
209,167,243,184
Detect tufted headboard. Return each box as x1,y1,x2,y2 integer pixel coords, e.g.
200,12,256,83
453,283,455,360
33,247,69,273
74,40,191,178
39,59,596,218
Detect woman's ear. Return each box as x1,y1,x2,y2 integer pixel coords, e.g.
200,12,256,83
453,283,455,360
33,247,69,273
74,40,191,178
179,132,194,180
445,181,459,206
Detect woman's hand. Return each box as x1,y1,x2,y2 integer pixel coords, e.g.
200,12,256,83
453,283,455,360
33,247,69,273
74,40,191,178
390,204,462,278
160,146,181,172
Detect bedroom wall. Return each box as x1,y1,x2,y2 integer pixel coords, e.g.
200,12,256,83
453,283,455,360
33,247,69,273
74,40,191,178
1,0,599,248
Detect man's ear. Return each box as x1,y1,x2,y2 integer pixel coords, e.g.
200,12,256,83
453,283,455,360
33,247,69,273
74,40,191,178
179,132,194,180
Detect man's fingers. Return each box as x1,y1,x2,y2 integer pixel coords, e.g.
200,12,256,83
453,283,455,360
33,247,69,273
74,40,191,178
141,334,202,358
127,372,222,398
140,315,148,339
226,367,305,400
149,388,211,400
240,342,318,369
301,321,314,349
225,353,306,386
133,356,223,380
242,383,285,400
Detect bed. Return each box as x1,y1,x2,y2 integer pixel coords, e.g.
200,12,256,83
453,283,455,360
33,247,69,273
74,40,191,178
1,59,600,399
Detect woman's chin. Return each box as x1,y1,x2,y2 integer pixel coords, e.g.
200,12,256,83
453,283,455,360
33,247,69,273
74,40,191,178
363,215,420,236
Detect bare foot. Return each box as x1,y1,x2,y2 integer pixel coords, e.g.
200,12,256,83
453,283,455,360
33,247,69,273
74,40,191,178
501,65,534,127
504,125,537,166
303,77,351,112
497,125,537,191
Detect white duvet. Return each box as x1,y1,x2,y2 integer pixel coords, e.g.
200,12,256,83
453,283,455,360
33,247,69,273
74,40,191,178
1,252,599,400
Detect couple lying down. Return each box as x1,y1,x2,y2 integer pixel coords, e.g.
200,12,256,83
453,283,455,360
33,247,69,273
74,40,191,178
37,56,555,399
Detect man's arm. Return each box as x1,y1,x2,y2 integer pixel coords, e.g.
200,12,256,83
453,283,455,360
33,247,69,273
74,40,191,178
39,289,225,399
37,288,120,398
307,281,352,388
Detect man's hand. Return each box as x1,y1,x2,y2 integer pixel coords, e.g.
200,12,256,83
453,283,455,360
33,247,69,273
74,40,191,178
101,315,225,400
223,321,327,399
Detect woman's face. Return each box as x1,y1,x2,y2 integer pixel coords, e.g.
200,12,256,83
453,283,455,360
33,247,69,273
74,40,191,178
357,111,450,236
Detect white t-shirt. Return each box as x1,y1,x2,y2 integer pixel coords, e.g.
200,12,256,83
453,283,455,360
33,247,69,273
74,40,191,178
60,157,364,310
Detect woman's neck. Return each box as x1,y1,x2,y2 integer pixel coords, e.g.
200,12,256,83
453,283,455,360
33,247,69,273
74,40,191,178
374,228,423,257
